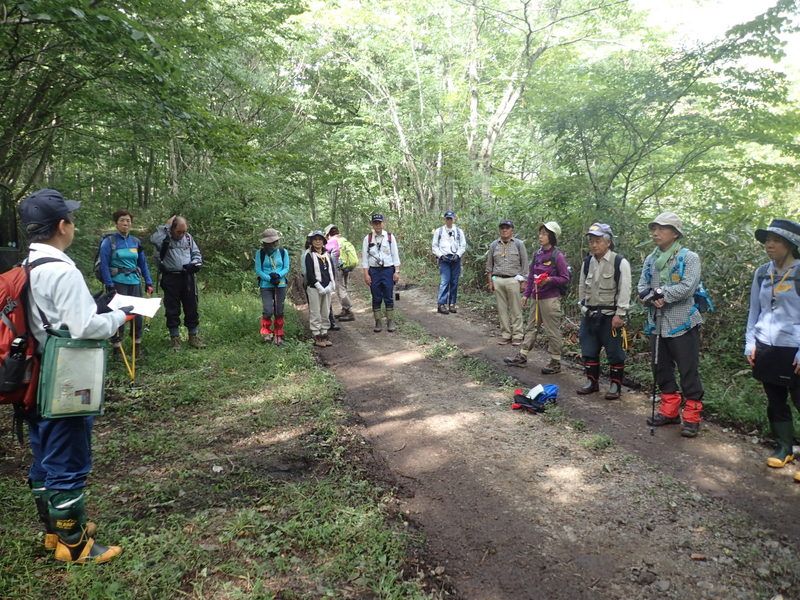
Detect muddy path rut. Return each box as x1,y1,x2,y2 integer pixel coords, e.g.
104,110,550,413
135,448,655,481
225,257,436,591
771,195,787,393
317,278,800,600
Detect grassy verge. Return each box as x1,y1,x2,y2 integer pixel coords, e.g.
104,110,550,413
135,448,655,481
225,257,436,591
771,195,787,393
0,292,438,600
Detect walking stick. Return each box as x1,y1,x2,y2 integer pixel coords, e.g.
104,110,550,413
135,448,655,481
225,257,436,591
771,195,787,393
650,309,660,436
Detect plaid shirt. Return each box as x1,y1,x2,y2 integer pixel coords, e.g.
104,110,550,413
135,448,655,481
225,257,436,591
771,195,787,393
486,238,528,278
638,247,703,338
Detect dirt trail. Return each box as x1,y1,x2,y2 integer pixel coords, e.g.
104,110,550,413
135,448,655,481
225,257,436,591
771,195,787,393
319,279,800,600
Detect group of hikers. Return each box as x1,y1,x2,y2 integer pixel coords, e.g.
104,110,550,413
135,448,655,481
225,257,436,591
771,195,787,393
9,186,800,566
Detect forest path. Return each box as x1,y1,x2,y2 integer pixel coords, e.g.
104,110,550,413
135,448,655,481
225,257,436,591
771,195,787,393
317,275,800,600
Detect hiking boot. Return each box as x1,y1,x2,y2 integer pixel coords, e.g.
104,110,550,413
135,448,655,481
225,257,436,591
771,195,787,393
448,304,457,313
497,338,512,345
322,334,333,347
170,336,182,351
576,379,599,395
386,310,396,332
681,421,700,438
605,381,622,400
329,320,341,331
767,421,795,468
336,310,355,321
504,353,527,367
47,489,122,565
273,335,283,346
437,304,449,314
188,334,206,349
541,359,561,374
647,413,681,426
314,335,327,347
373,310,383,333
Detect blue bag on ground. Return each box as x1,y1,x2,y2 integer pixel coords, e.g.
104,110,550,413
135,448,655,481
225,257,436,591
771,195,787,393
512,384,558,413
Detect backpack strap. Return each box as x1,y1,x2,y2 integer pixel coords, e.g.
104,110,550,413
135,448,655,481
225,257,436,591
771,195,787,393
581,253,622,310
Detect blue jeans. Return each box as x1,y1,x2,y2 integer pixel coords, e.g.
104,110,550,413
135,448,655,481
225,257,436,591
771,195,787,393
27,414,93,490
437,258,461,305
369,267,395,310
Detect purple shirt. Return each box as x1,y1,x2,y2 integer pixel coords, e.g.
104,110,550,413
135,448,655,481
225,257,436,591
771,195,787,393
523,247,569,300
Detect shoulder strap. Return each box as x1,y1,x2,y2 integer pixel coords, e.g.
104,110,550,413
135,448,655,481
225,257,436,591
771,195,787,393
159,235,170,262
613,253,622,284
436,227,442,245
514,238,523,254
368,232,372,245
583,255,591,277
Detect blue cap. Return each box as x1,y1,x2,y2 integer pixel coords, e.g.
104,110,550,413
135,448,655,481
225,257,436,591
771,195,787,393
371,213,385,222
586,223,613,238
499,219,514,228
444,210,455,219
19,189,80,225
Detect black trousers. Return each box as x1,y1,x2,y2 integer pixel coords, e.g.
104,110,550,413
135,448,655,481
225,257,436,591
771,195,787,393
764,382,800,423
161,272,199,332
650,326,703,400
112,281,143,342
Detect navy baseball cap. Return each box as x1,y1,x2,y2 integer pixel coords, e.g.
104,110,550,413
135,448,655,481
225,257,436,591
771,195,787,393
371,213,385,222
499,219,514,228
444,210,456,219
19,189,80,225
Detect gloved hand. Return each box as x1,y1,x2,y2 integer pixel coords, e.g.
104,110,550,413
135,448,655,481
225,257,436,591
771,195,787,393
314,282,325,294
119,305,135,322
146,285,154,295
94,292,116,314
183,262,201,274
105,285,116,295
269,272,281,285
325,282,335,295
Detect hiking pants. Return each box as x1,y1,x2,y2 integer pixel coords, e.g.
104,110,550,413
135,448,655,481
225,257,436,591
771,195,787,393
521,296,563,360
260,286,286,319
161,272,200,336
437,258,461,306
112,281,143,343
27,414,93,491
650,326,703,400
369,266,395,310
494,276,524,341
307,286,331,335
334,269,352,312
579,313,626,365
763,381,800,424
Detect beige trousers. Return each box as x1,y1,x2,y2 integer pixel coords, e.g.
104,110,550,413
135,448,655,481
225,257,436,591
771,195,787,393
307,287,331,335
520,296,563,360
494,276,524,341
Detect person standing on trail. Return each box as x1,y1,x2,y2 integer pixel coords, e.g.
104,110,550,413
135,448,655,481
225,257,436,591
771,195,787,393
486,220,527,345
306,230,335,347
639,212,706,437
151,216,204,350
577,223,631,400
98,209,154,358
255,228,289,345
432,210,467,314
324,224,356,322
362,213,401,333
744,218,800,477
20,189,132,564
505,221,569,373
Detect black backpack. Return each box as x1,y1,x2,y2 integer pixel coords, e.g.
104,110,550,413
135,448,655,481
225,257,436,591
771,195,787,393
92,232,116,282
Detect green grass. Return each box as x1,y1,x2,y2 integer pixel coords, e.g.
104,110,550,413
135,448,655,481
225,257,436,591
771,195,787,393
0,291,438,600
581,434,614,453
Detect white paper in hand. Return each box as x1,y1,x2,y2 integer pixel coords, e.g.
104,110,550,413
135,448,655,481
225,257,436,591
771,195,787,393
108,293,163,318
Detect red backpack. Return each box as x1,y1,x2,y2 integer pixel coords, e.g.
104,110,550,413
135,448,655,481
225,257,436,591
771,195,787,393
0,258,61,439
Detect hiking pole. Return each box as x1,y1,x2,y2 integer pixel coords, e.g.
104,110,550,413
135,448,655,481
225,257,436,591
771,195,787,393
650,309,660,436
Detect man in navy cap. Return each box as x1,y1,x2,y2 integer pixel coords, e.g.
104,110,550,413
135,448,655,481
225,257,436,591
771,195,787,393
362,213,401,332
431,210,467,314
486,219,528,344
19,188,132,563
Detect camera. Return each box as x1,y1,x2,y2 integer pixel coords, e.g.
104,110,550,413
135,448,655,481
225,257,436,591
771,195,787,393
639,287,664,305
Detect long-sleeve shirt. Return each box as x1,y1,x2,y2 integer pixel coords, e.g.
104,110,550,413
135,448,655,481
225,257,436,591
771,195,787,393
255,247,289,289
25,243,127,349
637,247,702,337
150,225,202,273
361,230,400,268
745,259,800,362
523,247,570,300
432,225,467,259
305,251,333,287
486,238,528,278
579,250,631,317
98,232,153,287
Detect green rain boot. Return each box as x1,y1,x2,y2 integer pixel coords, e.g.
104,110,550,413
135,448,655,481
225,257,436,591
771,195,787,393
385,309,396,333
30,480,96,550
373,310,383,333
48,489,121,564
767,421,795,468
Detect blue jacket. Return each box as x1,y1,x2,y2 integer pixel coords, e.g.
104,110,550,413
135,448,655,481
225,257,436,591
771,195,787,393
99,232,153,287
256,247,289,288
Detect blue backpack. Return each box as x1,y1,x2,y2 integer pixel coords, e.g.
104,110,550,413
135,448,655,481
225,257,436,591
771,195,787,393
642,247,713,334
512,384,558,413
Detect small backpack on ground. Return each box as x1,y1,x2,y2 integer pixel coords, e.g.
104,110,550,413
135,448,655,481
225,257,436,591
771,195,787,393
337,237,358,272
92,232,116,282
511,384,558,413
0,258,62,441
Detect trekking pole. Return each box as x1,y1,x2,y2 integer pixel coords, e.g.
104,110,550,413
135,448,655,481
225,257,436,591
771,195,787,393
650,309,660,436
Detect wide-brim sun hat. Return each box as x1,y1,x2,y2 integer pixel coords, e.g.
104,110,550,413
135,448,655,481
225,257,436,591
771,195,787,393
261,228,281,243
755,218,800,257
648,211,683,237
323,224,336,237
538,221,562,237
